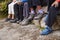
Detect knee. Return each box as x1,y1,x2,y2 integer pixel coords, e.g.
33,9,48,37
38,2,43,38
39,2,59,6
49,6,57,11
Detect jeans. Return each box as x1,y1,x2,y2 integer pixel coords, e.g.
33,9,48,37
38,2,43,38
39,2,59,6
46,0,60,27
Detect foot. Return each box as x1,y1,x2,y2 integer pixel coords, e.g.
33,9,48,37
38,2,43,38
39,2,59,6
20,13,35,25
28,13,35,20
20,19,29,25
10,18,18,23
34,13,43,20
17,20,22,24
40,26,52,35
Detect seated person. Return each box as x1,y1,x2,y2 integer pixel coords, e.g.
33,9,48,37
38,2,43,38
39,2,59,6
20,0,44,25
5,0,17,22
10,0,29,23
40,0,60,35
17,0,29,23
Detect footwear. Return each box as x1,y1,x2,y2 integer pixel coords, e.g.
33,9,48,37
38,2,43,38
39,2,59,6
20,13,35,25
10,18,18,23
5,18,11,22
17,20,22,24
40,26,52,35
28,13,35,20
20,19,29,25
34,13,43,20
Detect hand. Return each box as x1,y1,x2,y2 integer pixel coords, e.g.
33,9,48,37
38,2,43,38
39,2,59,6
17,2,22,5
51,1,59,7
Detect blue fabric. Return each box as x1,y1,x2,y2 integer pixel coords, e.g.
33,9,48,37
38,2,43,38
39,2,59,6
40,26,52,35
22,0,28,2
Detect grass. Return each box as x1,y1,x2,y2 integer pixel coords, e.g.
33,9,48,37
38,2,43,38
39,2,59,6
0,13,7,19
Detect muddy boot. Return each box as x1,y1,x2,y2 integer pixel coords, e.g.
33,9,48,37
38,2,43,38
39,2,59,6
28,13,35,20
20,13,35,25
17,20,22,24
33,13,44,26
10,18,18,23
34,13,43,20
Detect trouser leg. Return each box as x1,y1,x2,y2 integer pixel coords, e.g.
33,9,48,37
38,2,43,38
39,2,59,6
23,2,29,19
46,0,55,11
46,6,58,27
14,3,19,20
19,5,23,21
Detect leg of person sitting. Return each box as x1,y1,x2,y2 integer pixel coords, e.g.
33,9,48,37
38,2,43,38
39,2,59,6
36,0,43,14
23,2,29,19
5,3,12,22
40,0,60,35
18,4,23,22
41,1,60,35
34,0,44,20
40,6,58,35
27,0,37,20
20,7,35,25
18,2,29,24
20,0,35,25
10,3,19,23
11,3,15,20
47,0,55,11
19,2,29,24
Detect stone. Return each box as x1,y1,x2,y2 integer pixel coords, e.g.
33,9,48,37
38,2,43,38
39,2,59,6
0,19,60,40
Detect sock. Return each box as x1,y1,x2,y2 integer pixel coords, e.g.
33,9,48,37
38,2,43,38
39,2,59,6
38,9,43,14
31,10,35,14
45,25,49,28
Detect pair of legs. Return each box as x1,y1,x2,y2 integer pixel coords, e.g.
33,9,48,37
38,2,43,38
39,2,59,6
14,3,23,22
20,0,44,25
10,2,29,23
8,2,15,19
40,0,60,35
29,0,43,14
6,2,16,22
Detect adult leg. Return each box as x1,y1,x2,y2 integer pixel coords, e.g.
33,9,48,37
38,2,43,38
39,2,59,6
46,0,55,11
46,6,58,27
40,0,58,35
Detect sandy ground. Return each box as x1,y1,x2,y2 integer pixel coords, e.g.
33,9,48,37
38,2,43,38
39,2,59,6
0,19,60,40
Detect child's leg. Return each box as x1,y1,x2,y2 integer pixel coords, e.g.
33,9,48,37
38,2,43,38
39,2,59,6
23,2,29,19
11,14,15,19
36,0,43,14
37,5,44,14
11,2,15,19
5,3,12,22
8,3,12,19
37,5,42,10
30,7,35,14
8,14,11,19
11,8,15,19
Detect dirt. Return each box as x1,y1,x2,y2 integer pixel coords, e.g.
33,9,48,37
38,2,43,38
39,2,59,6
0,19,60,40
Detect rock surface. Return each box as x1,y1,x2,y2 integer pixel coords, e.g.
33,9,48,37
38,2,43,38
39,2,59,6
0,19,60,40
